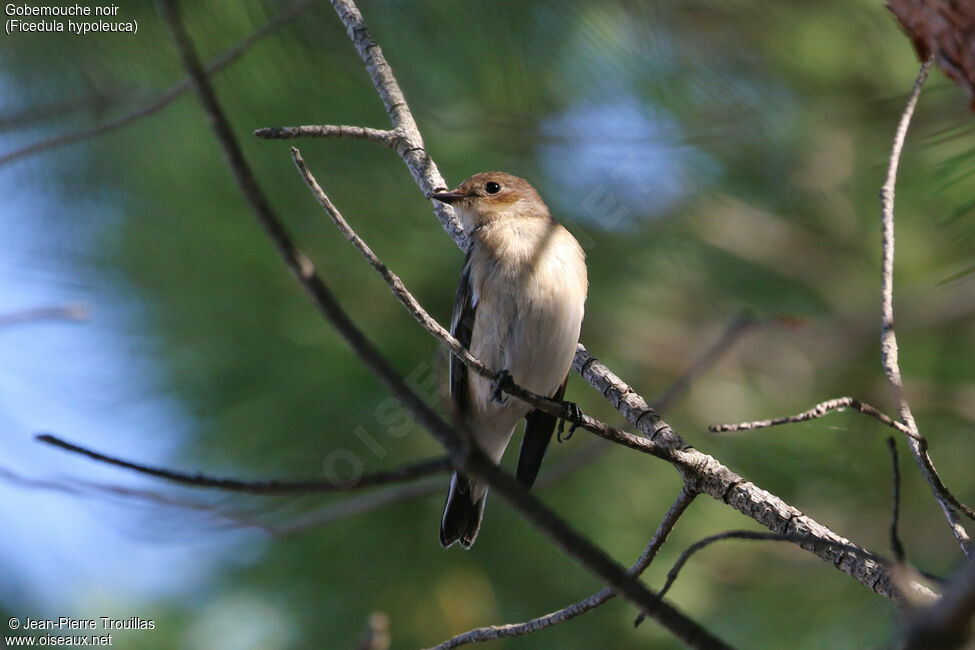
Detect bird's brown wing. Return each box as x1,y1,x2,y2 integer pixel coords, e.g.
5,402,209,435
516,375,567,487
450,248,476,419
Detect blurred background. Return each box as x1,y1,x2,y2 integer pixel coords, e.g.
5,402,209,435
2,0,974,648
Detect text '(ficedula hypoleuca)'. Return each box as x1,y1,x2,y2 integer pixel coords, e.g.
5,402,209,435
429,172,588,549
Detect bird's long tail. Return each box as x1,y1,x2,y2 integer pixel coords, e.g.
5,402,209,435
440,472,487,549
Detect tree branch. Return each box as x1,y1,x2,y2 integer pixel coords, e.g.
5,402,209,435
428,489,697,650
879,60,974,556
154,2,731,646
709,396,916,438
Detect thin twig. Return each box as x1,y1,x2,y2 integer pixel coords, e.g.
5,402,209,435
254,124,397,145
709,396,918,440
0,0,314,169
879,60,974,555
35,433,449,493
428,489,697,650
155,2,730,646
888,437,906,564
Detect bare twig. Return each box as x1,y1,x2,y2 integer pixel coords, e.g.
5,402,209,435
0,304,88,329
428,489,697,650
36,433,449,493
709,396,918,439
155,2,730,646
0,0,314,169
880,60,974,556
888,436,906,563
254,124,398,146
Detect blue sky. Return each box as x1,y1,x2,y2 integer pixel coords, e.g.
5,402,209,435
0,140,230,617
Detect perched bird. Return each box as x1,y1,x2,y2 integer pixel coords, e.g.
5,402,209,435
429,172,588,549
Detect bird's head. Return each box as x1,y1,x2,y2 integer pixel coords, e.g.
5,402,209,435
428,172,549,234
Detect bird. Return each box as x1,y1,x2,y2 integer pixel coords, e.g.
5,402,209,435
429,172,588,549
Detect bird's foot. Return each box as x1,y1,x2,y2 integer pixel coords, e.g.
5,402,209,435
557,402,583,442
490,369,513,405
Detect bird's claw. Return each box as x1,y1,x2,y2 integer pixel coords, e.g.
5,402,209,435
557,402,582,442
490,369,513,405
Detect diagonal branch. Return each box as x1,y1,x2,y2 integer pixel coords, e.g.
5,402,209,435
0,0,314,169
879,60,973,556
154,2,731,646
428,489,697,650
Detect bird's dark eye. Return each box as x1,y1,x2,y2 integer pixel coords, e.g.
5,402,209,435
485,181,501,194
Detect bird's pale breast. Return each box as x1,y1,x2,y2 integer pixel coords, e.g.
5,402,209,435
465,218,587,460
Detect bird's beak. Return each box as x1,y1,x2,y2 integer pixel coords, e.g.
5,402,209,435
427,190,467,205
